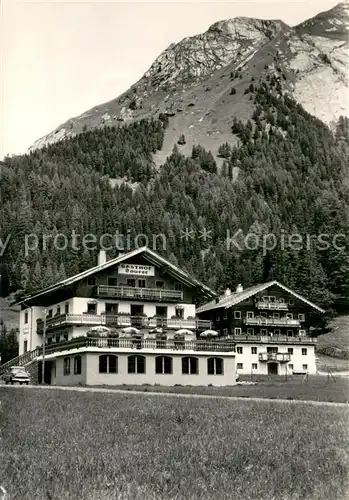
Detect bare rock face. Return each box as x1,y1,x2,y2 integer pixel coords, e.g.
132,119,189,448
29,3,348,154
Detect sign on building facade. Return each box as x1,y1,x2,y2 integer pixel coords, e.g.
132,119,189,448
118,263,155,276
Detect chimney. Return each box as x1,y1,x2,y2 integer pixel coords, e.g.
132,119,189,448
224,288,232,297
98,250,107,266
236,284,243,293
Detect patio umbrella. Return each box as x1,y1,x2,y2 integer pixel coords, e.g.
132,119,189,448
87,326,111,337
121,326,141,336
175,329,194,336
200,329,219,338
149,327,163,334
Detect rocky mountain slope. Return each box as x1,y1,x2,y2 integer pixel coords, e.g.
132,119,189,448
30,2,348,163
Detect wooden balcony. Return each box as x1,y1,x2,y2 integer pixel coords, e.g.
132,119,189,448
93,285,183,302
39,336,235,354
36,314,211,333
220,335,317,344
244,317,300,327
255,301,289,310
259,352,291,362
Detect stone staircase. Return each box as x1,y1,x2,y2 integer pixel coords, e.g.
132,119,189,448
0,348,40,377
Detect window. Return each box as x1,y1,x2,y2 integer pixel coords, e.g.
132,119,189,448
273,313,279,319
155,356,173,374
287,330,293,337
302,364,308,371
279,298,285,303
55,335,60,343
47,337,53,344
74,355,82,375
289,364,293,370
106,303,118,315
269,296,276,303
261,329,268,335
247,311,254,319
56,306,61,316
138,279,146,288
88,277,96,286
237,346,243,354
288,348,294,355
174,283,183,291
63,358,70,376
237,363,243,369
182,357,198,375
234,311,241,319
128,355,145,374
87,303,97,314
299,330,306,336
156,281,164,289
223,328,228,336
99,355,117,374
63,333,68,342
267,347,278,353
23,340,28,353
252,363,258,370
274,329,281,336
302,348,307,356
24,311,28,324
234,328,242,335
223,310,228,320
127,279,136,287
289,299,294,305
251,347,257,354
65,303,69,314
298,314,305,321
247,328,254,335
216,313,221,322
47,309,53,318
175,307,184,318
108,277,118,286
286,313,293,320
207,357,224,375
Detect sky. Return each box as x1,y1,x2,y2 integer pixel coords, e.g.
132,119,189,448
1,0,340,158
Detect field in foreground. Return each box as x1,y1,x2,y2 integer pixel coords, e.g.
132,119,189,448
1,388,348,500
85,374,349,403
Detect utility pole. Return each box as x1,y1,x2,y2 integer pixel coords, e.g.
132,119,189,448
41,308,47,384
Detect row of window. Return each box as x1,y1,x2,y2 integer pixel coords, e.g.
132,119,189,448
218,311,305,321
235,347,307,355
256,296,295,305
236,363,308,370
63,355,225,376
222,328,306,336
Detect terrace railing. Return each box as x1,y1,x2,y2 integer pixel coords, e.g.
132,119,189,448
39,336,235,354
37,314,211,334
94,285,183,302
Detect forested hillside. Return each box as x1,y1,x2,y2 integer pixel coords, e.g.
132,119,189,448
1,87,348,312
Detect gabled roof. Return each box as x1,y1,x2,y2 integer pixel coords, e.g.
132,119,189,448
15,247,216,306
196,280,325,314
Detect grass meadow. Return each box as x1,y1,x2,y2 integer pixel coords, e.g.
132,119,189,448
89,375,349,403
0,388,348,500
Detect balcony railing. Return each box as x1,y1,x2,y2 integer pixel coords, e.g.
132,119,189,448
39,336,235,354
93,285,183,302
255,302,289,310
259,352,291,362
221,335,317,344
244,317,300,327
37,314,211,334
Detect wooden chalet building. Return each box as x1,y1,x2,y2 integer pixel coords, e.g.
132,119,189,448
196,281,325,376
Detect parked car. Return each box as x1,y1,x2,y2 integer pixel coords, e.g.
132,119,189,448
2,366,30,385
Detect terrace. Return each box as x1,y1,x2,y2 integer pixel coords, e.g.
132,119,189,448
36,314,211,334
39,336,236,354
93,285,183,302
